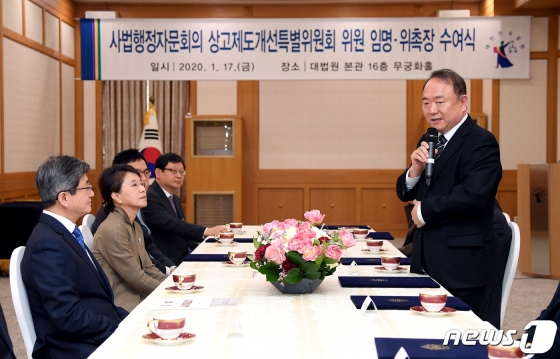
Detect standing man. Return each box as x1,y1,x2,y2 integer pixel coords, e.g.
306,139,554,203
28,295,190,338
21,156,128,359
142,153,226,265
396,69,502,328
91,149,176,275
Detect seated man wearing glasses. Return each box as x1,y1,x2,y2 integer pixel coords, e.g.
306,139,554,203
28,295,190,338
21,156,128,359
142,153,226,265
91,149,175,275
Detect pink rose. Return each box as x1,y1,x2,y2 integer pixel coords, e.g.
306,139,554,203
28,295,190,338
287,234,312,253
263,220,284,234
283,218,299,227
325,245,343,261
304,210,325,224
302,245,321,261
271,237,285,250
338,229,356,248
265,245,286,265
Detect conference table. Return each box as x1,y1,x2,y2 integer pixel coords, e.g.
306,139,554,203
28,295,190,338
89,226,492,359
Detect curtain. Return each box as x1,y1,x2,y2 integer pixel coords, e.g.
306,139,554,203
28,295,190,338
102,80,189,197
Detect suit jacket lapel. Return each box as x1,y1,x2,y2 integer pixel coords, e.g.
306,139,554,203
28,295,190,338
40,214,114,298
152,181,180,218
429,116,473,186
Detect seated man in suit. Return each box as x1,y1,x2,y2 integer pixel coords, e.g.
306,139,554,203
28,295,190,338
528,282,560,358
91,149,176,275
21,155,128,359
142,153,226,265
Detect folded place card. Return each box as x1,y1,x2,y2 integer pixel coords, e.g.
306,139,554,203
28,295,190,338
366,232,394,240
338,276,440,288
375,338,487,359
341,258,411,266
184,254,229,262
350,295,471,311
205,238,253,243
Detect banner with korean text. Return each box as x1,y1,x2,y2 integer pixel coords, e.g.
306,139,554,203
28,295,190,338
80,17,530,80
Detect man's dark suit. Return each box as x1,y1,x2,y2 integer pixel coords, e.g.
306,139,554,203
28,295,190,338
396,116,502,326
91,206,175,273
531,283,560,358
21,213,128,359
142,181,205,265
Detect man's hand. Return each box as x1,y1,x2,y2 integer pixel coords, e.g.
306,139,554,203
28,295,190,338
412,200,425,228
409,141,437,178
204,225,227,236
169,267,176,274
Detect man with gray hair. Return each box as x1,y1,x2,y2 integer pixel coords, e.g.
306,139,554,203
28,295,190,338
21,155,128,359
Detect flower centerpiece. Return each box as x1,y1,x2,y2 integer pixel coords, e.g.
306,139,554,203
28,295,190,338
249,210,356,294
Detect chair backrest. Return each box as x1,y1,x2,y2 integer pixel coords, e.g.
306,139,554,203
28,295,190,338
501,221,520,328
82,214,95,232
9,246,36,359
503,212,511,223
79,224,94,251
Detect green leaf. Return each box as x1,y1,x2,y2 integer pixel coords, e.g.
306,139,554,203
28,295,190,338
324,257,338,265
302,262,320,273
315,255,324,266
253,238,261,249
286,251,306,266
258,266,269,275
304,271,321,280
285,268,303,284
265,261,279,270
266,271,279,282
249,262,258,270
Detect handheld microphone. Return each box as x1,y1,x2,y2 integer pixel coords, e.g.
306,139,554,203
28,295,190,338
425,128,438,186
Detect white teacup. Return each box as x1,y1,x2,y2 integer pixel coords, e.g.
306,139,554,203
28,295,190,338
229,223,243,234
366,240,383,252
353,228,368,240
147,312,186,340
419,292,447,312
216,232,235,244
172,272,196,290
228,251,247,265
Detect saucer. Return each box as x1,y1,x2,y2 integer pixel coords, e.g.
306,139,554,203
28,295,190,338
232,230,247,235
373,266,407,274
222,260,250,267
216,241,238,246
361,248,387,254
410,306,457,316
165,285,204,293
142,332,196,345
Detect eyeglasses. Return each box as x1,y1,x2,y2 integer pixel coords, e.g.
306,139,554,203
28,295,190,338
60,184,93,195
163,168,186,176
122,181,147,189
140,169,151,177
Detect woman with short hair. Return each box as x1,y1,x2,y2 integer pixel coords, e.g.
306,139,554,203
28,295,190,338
93,165,165,312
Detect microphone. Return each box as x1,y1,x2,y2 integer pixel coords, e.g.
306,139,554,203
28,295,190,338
425,128,438,186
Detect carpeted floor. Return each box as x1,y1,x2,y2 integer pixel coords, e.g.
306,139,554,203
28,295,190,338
1,268,558,358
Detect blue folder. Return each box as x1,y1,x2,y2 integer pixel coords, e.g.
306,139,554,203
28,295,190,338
321,225,371,230
375,338,487,359
205,238,253,243
366,232,394,240
341,257,411,266
184,254,230,262
350,295,471,311
338,276,440,288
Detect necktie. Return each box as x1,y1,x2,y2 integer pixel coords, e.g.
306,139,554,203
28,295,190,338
435,135,447,161
168,196,179,217
72,226,89,252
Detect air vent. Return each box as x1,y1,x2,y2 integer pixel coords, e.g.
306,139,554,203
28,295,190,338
193,120,233,156
193,193,234,227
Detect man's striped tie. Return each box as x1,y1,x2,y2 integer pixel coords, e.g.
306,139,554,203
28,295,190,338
436,135,447,161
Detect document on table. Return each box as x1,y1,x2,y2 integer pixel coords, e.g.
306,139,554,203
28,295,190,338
150,298,212,310
210,298,242,306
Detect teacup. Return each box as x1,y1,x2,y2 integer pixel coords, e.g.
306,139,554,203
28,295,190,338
380,256,400,270
487,341,524,359
366,240,383,252
217,232,235,244
353,228,368,240
172,272,196,290
147,312,186,340
419,292,447,312
228,251,247,265
229,223,243,234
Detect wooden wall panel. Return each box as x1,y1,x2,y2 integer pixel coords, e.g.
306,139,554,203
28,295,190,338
309,188,355,224
258,188,304,224
362,188,408,236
